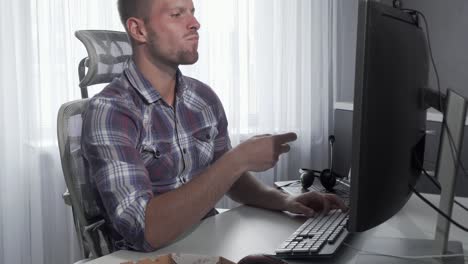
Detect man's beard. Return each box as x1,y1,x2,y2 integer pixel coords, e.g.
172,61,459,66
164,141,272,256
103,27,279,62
147,29,199,66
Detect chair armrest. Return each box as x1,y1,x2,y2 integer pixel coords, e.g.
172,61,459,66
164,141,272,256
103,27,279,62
84,219,106,232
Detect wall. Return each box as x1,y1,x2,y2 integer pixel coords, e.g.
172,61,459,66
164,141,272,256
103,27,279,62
335,0,468,103
333,0,468,196
334,109,468,197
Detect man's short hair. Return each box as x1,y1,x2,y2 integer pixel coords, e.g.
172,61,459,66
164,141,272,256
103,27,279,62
117,0,153,28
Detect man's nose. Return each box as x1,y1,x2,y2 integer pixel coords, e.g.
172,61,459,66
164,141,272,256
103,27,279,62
188,15,200,31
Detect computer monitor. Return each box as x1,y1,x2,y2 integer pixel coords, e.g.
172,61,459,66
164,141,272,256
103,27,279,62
348,1,466,261
348,0,429,233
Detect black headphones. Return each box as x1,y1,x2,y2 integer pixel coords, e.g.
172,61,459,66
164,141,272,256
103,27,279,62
299,135,345,191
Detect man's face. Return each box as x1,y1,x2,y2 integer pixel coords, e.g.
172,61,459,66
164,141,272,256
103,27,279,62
145,0,200,67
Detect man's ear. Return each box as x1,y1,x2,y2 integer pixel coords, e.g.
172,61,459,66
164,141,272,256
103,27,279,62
127,17,148,44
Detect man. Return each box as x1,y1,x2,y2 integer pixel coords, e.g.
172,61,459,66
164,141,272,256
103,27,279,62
81,0,346,252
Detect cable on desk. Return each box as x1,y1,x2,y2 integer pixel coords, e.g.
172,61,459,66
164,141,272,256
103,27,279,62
343,242,468,260
410,185,468,232
413,153,468,213
420,166,468,212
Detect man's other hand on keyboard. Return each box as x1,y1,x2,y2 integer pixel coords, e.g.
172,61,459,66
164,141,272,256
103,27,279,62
283,192,348,218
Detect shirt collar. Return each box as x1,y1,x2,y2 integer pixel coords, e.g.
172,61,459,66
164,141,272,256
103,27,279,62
124,59,188,104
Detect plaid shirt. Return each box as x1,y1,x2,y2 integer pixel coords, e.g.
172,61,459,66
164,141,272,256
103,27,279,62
81,59,231,251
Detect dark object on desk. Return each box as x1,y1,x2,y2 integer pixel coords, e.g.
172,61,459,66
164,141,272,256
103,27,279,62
299,168,319,189
319,169,346,192
237,254,287,264
300,168,346,191
299,135,347,191
320,135,338,191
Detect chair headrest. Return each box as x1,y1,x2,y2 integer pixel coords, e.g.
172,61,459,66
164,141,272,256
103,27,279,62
75,30,132,88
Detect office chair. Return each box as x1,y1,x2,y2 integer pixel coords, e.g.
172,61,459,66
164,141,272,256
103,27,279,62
57,30,131,260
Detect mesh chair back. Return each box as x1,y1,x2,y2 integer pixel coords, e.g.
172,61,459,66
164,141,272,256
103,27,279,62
58,99,114,258
75,30,132,98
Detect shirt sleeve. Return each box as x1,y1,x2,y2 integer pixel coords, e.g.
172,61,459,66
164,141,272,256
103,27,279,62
212,98,232,163
81,97,155,251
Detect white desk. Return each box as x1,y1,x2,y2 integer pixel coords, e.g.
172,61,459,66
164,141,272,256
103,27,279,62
89,194,468,264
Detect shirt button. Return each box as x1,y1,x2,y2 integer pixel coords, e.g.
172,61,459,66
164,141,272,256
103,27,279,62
155,150,161,159
205,134,211,140
183,148,187,154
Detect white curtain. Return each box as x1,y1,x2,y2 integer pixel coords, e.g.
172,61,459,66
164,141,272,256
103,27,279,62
0,0,334,263
183,0,333,204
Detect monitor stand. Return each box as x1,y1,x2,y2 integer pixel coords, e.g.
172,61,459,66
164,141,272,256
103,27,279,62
432,90,467,255
359,89,467,264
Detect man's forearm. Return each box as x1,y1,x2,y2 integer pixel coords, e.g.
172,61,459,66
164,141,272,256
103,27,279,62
227,172,290,211
143,132,298,249
144,149,245,249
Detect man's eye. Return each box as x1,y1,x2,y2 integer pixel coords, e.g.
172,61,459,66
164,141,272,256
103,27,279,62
171,13,181,18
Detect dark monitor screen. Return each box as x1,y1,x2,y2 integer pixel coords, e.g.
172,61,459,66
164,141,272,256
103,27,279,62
348,1,430,232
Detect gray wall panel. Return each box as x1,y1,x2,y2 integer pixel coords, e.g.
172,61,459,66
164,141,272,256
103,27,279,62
333,108,468,197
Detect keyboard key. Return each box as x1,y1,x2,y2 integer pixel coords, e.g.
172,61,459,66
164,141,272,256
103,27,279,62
276,248,292,254
292,248,310,253
327,227,344,244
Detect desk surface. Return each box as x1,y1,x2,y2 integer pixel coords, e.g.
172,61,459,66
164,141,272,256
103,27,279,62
89,193,468,264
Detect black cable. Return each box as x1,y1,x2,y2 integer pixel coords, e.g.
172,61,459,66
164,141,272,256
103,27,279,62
420,167,468,212
413,152,468,212
420,167,441,189
410,185,468,232
442,118,468,179
412,151,441,187
418,11,443,112
401,9,442,110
